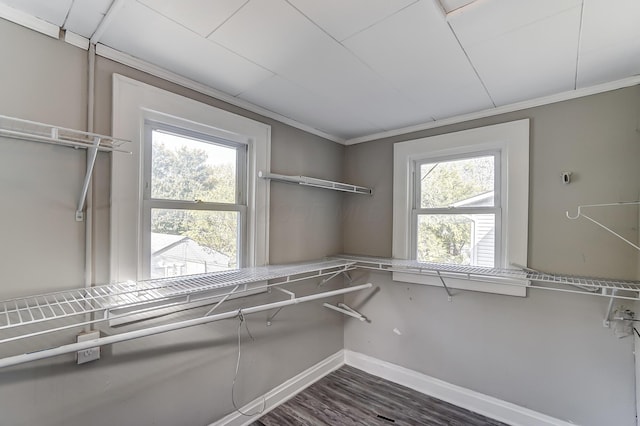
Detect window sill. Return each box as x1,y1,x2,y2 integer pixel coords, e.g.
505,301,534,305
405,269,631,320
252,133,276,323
392,271,529,297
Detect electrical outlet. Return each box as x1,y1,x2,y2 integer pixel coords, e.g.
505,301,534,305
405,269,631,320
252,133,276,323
76,331,100,365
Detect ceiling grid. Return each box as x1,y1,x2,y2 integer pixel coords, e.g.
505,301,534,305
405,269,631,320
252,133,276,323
0,0,638,142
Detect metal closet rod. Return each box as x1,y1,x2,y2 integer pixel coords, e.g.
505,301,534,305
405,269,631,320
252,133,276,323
0,283,372,369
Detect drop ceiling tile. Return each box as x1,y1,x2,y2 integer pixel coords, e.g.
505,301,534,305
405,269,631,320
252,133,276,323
211,0,425,131
344,0,493,120
209,0,327,74
465,7,582,106
137,0,248,37
0,0,72,26
287,0,417,41
577,0,640,87
99,1,273,96
64,0,112,38
238,75,384,139
449,0,582,48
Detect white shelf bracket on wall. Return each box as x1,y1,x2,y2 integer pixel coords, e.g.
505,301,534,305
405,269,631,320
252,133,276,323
566,201,640,252
0,114,131,221
323,302,367,321
259,171,372,195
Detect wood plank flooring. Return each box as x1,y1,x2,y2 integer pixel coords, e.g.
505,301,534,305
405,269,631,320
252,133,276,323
251,365,507,426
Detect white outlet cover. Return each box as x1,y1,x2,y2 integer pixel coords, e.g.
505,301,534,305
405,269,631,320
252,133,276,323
76,331,101,365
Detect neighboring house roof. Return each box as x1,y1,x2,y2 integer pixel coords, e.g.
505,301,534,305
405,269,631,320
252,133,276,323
151,232,230,268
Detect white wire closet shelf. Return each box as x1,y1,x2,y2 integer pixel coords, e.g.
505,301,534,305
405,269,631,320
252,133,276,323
331,254,640,300
0,114,132,220
0,114,130,152
0,259,371,369
259,171,372,195
0,259,356,338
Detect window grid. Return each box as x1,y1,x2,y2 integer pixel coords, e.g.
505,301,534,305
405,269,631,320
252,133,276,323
411,151,501,267
142,121,248,279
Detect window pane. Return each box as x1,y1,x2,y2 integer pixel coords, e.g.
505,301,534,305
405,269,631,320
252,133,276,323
151,130,237,203
151,209,239,278
417,214,495,267
420,155,494,208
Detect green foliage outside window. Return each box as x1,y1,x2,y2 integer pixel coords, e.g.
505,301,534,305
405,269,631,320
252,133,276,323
151,142,239,267
417,156,494,265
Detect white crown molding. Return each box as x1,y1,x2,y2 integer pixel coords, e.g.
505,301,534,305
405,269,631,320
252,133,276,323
63,30,89,50
0,3,59,39
346,75,640,145
96,44,345,145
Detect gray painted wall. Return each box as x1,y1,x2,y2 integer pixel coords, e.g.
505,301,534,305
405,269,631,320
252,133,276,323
2,14,640,426
343,86,640,425
0,19,345,426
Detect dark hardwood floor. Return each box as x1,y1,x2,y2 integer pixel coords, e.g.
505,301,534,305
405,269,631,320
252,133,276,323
251,365,507,426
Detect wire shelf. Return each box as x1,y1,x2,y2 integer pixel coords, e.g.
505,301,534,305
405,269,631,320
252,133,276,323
0,114,130,153
0,259,356,333
332,254,640,295
259,171,372,195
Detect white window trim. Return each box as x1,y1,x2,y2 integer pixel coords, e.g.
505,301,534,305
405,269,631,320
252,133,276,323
141,121,249,277
111,74,270,283
392,119,529,296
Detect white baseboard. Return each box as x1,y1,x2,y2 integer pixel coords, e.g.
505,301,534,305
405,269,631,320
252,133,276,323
211,349,575,426
210,350,345,426
344,350,576,426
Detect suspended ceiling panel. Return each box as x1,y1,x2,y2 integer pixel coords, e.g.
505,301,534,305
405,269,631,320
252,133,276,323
64,0,112,38
1,0,640,141
287,0,418,42
577,0,640,87
238,75,384,139
449,0,583,105
137,0,248,37
210,0,423,131
98,1,273,96
344,0,493,121
0,0,72,26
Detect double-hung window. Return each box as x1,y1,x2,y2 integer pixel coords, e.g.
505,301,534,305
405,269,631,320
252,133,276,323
414,152,500,268
142,123,247,279
111,74,269,284
393,119,530,296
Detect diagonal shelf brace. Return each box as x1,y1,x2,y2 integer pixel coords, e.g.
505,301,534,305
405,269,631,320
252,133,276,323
76,136,101,221
323,302,367,321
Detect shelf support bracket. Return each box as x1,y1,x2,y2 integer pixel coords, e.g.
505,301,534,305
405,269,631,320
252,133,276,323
603,289,618,327
436,271,453,302
76,136,101,221
317,268,351,287
204,285,239,317
323,302,367,321
266,287,296,326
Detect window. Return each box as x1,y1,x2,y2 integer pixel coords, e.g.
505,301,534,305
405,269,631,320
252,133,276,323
111,74,270,283
142,123,248,279
393,119,529,296
415,153,500,267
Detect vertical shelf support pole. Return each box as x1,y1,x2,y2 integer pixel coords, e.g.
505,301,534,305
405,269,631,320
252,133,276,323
76,136,100,221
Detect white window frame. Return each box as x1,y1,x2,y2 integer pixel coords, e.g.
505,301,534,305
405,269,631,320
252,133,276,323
111,74,270,284
393,119,529,296
142,121,249,277
413,151,501,267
